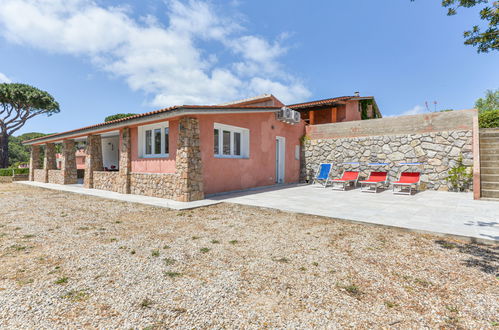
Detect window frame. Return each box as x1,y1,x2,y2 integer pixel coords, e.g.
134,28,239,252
138,122,170,158
213,123,249,159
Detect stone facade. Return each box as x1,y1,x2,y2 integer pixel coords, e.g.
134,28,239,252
60,140,78,184
29,145,41,181
301,130,473,191
33,169,46,182
48,169,64,185
42,143,57,183
93,171,120,192
27,118,204,202
130,173,177,199
174,117,204,202
84,135,103,188
117,128,132,194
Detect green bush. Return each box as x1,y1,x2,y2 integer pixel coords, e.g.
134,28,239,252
0,168,29,176
479,109,499,128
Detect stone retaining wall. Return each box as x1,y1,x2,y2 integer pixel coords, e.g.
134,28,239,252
302,130,473,191
93,171,120,192
48,170,64,185
33,169,46,183
130,173,178,199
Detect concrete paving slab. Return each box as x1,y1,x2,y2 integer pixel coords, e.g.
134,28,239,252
210,184,499,243
17,181,221,210
15,181,499,242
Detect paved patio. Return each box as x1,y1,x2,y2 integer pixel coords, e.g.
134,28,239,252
17,181,499,243
213,184,499,243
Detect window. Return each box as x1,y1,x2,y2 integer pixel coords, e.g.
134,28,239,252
139,122,169,158
145,130,152,155
213,123,249,158
164,128,169,154
214,129,219,154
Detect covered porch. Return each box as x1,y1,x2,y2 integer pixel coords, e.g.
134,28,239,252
29,130,121,188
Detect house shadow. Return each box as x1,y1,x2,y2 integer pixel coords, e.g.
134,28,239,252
435,239,499,276
206,183,304,201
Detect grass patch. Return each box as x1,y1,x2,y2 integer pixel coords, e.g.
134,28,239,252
191,236,200,240
140,298,154,308
10,244,28,252
211,239,220,244
164,258,176,266
55,277,69,285
22,234,35,239
164,271,182,278
299,267,307,271
200,247,210,253
163,245,171,249
229,240,238,245
338,283,362,298
61,289,88,302
151,249,160,257
273,257,290,263
384,301,398,308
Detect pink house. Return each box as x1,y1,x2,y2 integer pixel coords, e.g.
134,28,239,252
24,94,380,202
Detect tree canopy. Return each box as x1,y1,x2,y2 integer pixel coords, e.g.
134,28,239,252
0,83,60,168
475,89,499,112
104,113,137,122
8,132,49,166
412,0,498,53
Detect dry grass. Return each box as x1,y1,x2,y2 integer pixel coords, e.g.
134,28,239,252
0,183,498,328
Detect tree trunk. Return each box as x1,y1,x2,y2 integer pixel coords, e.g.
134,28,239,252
0,133,9,168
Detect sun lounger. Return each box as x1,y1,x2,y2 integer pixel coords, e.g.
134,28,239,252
331,171,359,190
359,171,388,193
313,163,333,187
392,172,420,195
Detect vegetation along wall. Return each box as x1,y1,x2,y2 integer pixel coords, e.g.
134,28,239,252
301,110,477,191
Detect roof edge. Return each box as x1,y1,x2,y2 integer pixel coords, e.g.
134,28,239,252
22,106,280,145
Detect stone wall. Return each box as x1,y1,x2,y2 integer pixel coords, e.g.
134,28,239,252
174,117,204,201
33,169,46,183
302,129,474,191
93,171,120,192
130,173,177,199
48,170,64,185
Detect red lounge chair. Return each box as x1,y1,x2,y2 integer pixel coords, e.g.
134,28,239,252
359,172,388,193
331,171,359,190
392,172,420,195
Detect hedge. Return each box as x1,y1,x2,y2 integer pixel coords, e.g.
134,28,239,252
0,168,29,176
479,109,499,128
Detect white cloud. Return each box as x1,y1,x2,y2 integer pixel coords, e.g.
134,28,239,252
0,0,310,106
0,72,11,83
400,105,426,116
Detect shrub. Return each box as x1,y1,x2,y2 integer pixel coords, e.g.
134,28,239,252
446,156,473,192
479,109,499,128
0,167,29,176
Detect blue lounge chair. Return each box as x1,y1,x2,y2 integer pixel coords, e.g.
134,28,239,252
313,163,333,187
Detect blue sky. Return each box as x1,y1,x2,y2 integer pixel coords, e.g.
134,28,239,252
0,0,497,135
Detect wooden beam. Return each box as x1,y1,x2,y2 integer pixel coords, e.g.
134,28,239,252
309,110,315,125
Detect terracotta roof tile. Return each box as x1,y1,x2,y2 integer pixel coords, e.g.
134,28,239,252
287,96,355,109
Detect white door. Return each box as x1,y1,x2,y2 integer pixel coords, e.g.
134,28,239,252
275,136,285,184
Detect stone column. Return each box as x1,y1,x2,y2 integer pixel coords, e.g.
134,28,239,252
43,143,57,183
29,145,41,181
84,135,103,188
174,117,204,202
117,128,131,194
61,140,77,184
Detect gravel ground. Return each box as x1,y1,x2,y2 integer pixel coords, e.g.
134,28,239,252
0,183,498,329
